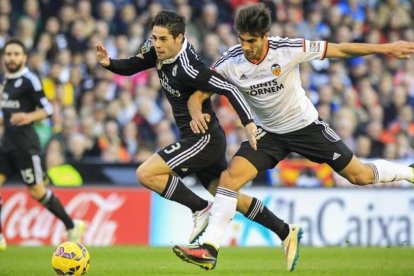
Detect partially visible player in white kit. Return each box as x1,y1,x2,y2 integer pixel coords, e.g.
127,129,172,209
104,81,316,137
173,3,414,271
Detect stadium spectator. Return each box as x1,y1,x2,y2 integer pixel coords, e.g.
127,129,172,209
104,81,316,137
97,0,117,35
45,137,83,187
116,3,137,36
79,116,101,159
66,133,88,163
195,2,220,39
75,0,96,38
376,0,412,30
122,121,140,157
0,14,11,48
98,119,130,163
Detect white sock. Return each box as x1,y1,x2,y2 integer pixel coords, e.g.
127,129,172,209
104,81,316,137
368,160,414,183
199,187,238,249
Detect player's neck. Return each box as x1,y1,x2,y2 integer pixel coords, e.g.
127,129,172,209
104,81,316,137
247,41,269,65
5,67,28,79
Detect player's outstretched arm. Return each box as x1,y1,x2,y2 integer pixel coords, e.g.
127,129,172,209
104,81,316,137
96,41,152,76
326,40,414,59
188,91,212,134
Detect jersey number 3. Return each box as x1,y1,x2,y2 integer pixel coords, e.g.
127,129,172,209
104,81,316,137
164,143,181,154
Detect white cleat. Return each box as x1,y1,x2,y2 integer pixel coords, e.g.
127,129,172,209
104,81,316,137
0,234,6,252
189,201,213,243
282,224,303,272
67,219,86,243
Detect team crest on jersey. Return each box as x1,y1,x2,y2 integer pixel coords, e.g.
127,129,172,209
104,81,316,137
271,64,281,76
14,78,23,88
156,59,163,70
172,65,178,76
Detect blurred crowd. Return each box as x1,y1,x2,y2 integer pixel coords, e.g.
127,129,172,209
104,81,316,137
0,0,414,172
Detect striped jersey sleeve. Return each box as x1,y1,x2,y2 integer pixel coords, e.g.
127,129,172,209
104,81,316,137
185,65,254,126
268,37,327,65
24,71,53,116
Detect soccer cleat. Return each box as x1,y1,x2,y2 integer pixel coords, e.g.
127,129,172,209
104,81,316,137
173,244,217,270
282,224,303,272
189,201,212,243
0,234,6,252
67,219,86,243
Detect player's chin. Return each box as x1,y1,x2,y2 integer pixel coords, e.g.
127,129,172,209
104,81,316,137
156,52,165,59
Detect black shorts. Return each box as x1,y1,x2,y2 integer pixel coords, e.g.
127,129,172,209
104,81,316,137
157,126,227,189
0,145,46,185
236,119,353,173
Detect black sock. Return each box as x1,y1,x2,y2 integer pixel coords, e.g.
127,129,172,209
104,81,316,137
161,175,208,213
39,190,74,230
202,243,218,258
244,198,290,241
0,195,2,234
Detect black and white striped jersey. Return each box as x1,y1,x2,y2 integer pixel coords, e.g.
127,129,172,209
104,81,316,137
213,36,327,134
106,38,254,137
1,67,53,151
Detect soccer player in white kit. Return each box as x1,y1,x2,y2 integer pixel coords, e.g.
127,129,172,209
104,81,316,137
173,3,414,272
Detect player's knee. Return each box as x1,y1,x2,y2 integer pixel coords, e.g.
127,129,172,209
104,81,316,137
136,165,153,187
28,184,46,200
0,174,6,186
219,169,238,189
135,166,159,189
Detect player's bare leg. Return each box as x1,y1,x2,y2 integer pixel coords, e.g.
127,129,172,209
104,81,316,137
339,156,414,185
28,183,85,242
174,156,301,271
137,153,211,242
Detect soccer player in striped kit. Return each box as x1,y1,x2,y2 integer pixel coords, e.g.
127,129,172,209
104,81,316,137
0,39,85,251
173,3,414,271
97,10,293,246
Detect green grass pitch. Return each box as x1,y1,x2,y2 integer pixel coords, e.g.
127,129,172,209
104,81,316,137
0,246,413,275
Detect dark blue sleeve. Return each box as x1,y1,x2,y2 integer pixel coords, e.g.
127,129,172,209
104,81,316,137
190,68,254,126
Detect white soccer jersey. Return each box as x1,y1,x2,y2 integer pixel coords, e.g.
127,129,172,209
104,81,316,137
213,36,327,134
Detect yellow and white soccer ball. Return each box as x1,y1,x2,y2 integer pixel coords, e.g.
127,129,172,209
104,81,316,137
51,241,90,275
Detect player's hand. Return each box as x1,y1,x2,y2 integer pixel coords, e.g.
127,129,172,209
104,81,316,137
96,41,110,67
389,41,414,59
10,112,32,126
190,112,210,134
245,122,257,150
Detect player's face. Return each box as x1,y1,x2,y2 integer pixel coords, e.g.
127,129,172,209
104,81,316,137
238,32,268,63
151,26,184,61
3,43,27,73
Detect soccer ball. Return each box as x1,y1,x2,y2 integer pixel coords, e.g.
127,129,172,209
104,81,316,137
51,241,90,275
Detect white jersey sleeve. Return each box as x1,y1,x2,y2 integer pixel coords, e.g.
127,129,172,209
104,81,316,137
280,38,327,65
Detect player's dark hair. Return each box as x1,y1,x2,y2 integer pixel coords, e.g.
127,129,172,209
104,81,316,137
235,3,271,37
2,38,28,55
151,10,185,39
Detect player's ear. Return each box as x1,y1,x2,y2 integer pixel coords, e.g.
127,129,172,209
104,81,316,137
176,33,184,43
